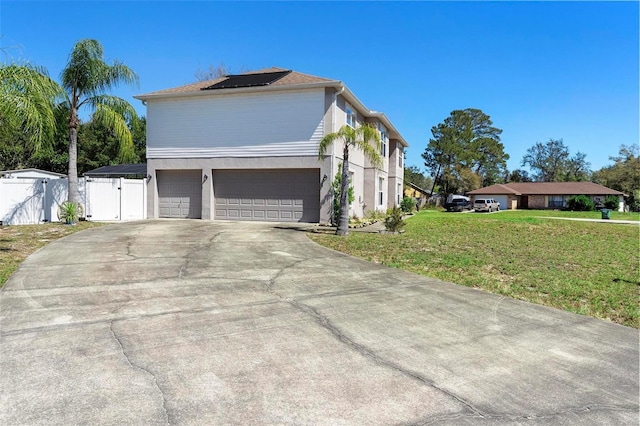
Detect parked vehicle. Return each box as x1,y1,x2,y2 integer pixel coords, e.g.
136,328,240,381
445,197,473,212
474,198,500,212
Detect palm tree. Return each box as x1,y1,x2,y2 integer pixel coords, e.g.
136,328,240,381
60,39,139,204
0,63,64,153
319,124,382,235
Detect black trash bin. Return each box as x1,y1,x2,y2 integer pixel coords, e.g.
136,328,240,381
601,209,611,220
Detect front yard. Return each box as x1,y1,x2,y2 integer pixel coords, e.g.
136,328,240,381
309,210,640,328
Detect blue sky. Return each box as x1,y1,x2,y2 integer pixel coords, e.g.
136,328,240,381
1,1,638,174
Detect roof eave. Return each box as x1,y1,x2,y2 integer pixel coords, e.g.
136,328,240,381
337,85,408,147
134,81,340,101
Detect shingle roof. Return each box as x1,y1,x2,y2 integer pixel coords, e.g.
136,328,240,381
468,182,625,196
139,67,337,97
134,67,408,147
84,164,147,177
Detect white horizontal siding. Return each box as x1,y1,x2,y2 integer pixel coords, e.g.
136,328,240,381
148,141,321,158
147,89,324,158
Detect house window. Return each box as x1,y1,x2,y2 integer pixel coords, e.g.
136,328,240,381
548,195,565,208
398,146,403,167
346,103,356,128
378,177,384,206
397,183,402,205
378,123,387,156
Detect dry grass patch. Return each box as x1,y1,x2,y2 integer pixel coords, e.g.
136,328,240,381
0,222,105,286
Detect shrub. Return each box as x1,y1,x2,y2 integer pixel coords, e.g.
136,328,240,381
57,201,84,224
365,209,387,221
566,194,595,211
332,163,354,226
604,195,619,210
384,207,406,233
400,196,416,213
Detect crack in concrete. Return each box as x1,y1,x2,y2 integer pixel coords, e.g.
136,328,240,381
109,321,170,425
177,232,223,279
125,239,139,260
408,403,639,425
264,262,484,418
3,297,280,337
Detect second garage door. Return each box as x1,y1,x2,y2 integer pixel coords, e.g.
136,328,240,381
213,170,320,222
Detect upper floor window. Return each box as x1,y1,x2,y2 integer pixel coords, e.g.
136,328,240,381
378,123,388,156
398,146,403,167
346,103,357,128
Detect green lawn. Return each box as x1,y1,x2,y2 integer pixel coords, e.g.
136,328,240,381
309,210,640,328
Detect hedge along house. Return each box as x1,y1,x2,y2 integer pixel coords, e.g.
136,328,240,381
467,182,626,212
134,68,407,223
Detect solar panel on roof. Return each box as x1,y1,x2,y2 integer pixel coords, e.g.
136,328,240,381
202,70,292,90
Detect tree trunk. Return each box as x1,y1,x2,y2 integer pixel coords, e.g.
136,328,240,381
336,145,350,236
67,107,80,204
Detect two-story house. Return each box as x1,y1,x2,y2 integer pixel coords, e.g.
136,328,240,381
134,67,407,224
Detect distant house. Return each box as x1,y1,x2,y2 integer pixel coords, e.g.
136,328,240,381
0,168,66,180
404,182,432,209
467,182,625,212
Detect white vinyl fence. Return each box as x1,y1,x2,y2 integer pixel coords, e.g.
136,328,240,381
0,177,146,225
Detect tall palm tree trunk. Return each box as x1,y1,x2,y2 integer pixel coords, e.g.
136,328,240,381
67,108,80,204
337,146,350,236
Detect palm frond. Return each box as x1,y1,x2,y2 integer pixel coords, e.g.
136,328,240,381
354,124,383,168
61,39,139,103
86,94,138,123
0,63,64,151
92,104,136,163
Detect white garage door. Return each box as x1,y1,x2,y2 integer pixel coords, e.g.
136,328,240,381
157,170,202,218
494,195,508,210
213,169,320,222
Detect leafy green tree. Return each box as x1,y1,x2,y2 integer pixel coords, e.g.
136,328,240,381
422,108,508,196
521,139,591,182
78,115,146,174
404,165,432,191
592,144,640,211
506,169,532,183
319,124,381,236
60,39,139,203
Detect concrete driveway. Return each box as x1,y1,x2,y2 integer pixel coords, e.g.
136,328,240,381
1,220,637,425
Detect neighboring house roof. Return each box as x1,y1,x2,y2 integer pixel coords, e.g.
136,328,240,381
0,168,66,178
84,164,147,177
405,182,432,197
468,182,625,196
134,67,408,147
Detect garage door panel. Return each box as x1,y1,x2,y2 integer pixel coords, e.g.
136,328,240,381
214,170,319,222
157,170,202,219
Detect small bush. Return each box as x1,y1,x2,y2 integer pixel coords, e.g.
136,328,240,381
365,209,387,221
604,195,619,210
57,201,84,224
384,207,406,233
400,197,416,213
566,195,595,211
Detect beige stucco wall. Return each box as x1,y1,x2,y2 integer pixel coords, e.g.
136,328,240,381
147,156,332,223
